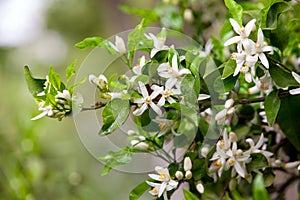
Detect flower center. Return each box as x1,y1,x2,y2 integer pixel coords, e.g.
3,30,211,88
168,69,174,75
151,187,159,194
228,159,235,166
159,123,166,130
220,140,225,148
159,173,167,180
245,173,251,179
239,27,245,33
214,161,222,168
146,97,152,103
166,90,173,96
255,43,261,48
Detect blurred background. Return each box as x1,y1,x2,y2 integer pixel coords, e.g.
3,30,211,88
0,0,156,199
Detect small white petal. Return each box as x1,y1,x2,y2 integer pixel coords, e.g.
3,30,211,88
172,55,179,72
292,72,300,84
244,19,256,37
289,88,300,95
179,68,191,75
31,111,48,120
224,36,241,46
133,103,148,116
215,109,227,121
225,99,234,109
138,81,149,98
258,53,269,69
149,102,163,116
229,18,241,34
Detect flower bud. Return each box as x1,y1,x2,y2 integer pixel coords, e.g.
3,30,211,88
184,157,192,171
175,171,184,180
201,145,210,158
184,9,194,23
196,182,204,194
185,170,192,180
127,130,136,136
225,99,234,109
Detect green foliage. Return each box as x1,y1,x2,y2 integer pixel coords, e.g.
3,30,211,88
183,189,200,200
264,90,281,126
247,153,269,172
24,66,46,99
129,181,150,200
99,99,130,135
224,0,243,24
253,174,270,200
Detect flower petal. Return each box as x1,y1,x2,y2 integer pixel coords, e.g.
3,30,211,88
138,81,149,98
258,53,269,69
224,36,241,46
244,19,256,37
289,88,300,95
150,102,163,116
229,18,241,34
171,55,179,72
292,72,300,84
133,103,148,116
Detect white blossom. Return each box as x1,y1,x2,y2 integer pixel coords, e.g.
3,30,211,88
152,83,181,107
109,36,126,54
245,134,273,158
224,18,256,52
133,82,163,116
153,117,178,137
184,157,192,171
157,55,191,88
145,31,169,58
175,171,183,180
196,182,204,194
146,166,178,199
199,39,213,57
130,56,146,82
253,28,273,69
31,101,54,120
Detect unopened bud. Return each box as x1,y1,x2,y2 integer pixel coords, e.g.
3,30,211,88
185,170,192,180
175,171,184,180
184,157,192,171
184,9,194,23
201,145,210,158
196,182,204,193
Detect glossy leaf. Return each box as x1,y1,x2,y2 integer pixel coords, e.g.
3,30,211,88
224,0,243,24
264,90,281,126
129,181,150,200
183,189,200,200
253,174,270,200
247,153,268,172
48,67,62,91
24,66,46,98
99,99,130,135
75,36,105,49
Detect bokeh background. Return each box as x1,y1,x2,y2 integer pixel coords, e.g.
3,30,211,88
0,0,156,199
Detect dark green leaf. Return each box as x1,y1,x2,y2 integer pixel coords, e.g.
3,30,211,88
24,66,46,98
129,181,150,200
277,95,300,150
221,59,236,79
269,64,298,87
247,153,268,172
264,90,281,126
266,2,290,29
99,99,130,135
183,189,200,200
253,174,270,200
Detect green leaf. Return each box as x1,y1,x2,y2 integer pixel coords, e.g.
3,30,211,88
253,174,270,200
264,90,281,126
127,19,146,66
99,99,130,135
183,189,200,200
221,59,236,79
75,36,105,49
99,147,135,176
129,181,150,200
224,0,243,24
24,66,46,98
247,153,268,172
266,2,290,29
181,74,200,109
277,95,300,150
269,64,298,87
66,60,76,84
48,66,62,91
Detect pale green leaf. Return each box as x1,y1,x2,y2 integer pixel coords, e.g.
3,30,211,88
264,90,281,126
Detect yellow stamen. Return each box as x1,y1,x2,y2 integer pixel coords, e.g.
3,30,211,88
214,161,222,168
166,90,172,96
245,173,251,179
168,69,174,75
239,27,245,33
228,159,235,166
255,43,261,48
220,140,225,148
159,173,167,180
152,187,158,194
146,97,152,103
159,123,166,130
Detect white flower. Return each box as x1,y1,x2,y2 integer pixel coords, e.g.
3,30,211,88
88,74,108,90
130,56,146,82
55,90,71,105
253,28,273,69
185,170,192,180
157,55,191,88
224,18,256,51
248,71,273,95
184,157,192,171
199,39,213,57
231,52,258,78
245,134,273,158
146,166,178,199
107,90,128,99
153,117,178,137
152,83,181,107
289,72,300,95
133,82,163,116
109,36,126,54
31,101,54,120
198,94,210,101
145,31,169,58
183,8,194,23
215,99,235,125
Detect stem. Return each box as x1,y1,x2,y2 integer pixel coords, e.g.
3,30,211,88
267,55,292,72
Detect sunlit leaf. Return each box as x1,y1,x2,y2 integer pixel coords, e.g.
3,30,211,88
24,66,46,98
129,181,150,200
253,174,270,200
